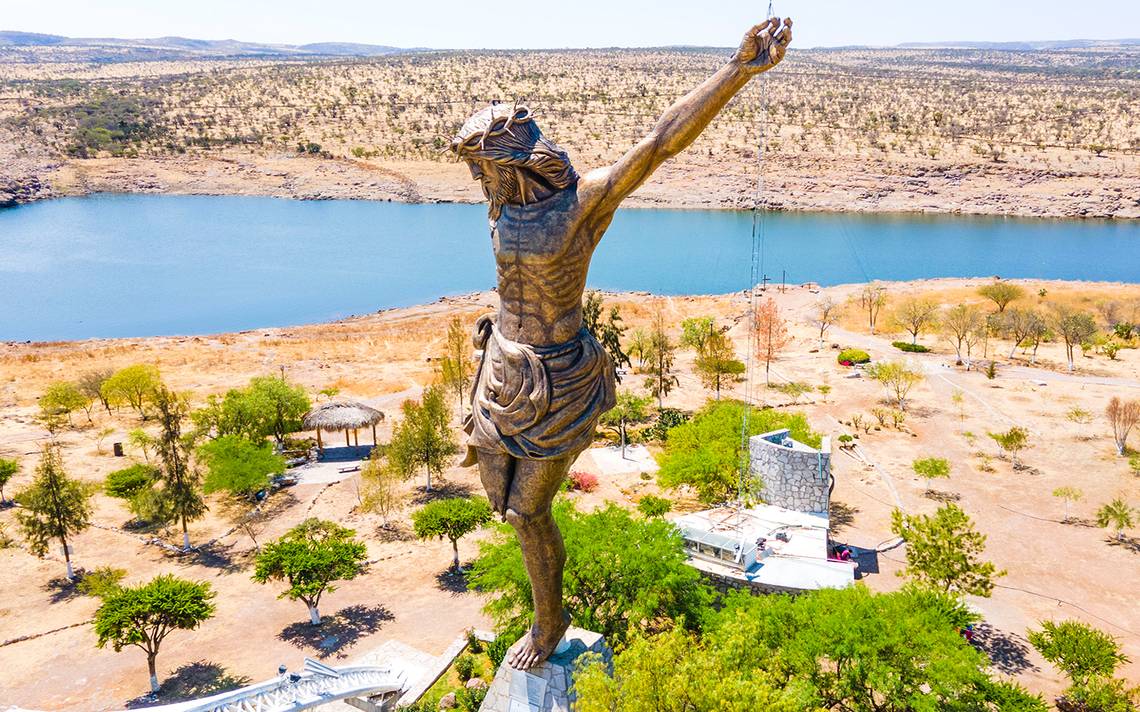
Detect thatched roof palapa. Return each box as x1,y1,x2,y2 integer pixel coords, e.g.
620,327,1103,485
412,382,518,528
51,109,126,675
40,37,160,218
303,400,385,431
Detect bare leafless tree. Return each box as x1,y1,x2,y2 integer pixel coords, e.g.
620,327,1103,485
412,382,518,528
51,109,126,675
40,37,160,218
1106,396,1140,456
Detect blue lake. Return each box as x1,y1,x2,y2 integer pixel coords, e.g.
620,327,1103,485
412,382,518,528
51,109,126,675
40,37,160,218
1,194,1137,341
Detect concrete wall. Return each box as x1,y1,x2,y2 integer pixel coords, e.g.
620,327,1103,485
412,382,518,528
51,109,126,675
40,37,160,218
749,429,831,514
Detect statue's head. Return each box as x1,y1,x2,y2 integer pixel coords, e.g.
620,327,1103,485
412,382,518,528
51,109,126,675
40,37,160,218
449,103,577,221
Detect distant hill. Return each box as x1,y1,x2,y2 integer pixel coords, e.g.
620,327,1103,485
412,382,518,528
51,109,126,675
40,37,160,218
897,39,1140,50
0,30,412,58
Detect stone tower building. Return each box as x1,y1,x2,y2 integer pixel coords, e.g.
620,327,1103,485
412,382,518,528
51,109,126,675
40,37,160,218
749,429,832,514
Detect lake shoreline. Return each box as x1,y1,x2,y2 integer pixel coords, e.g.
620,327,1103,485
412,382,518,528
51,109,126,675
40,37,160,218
22,150,1140,220
5,277,1140,349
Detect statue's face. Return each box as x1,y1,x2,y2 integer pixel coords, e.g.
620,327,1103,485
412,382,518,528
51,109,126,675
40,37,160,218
465,157,518,208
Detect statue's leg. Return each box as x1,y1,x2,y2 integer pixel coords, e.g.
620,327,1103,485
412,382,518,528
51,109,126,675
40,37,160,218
474,448,513,517
502,452,576,669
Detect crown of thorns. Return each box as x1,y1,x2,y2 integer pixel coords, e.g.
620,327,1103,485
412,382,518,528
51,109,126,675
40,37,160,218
449,103,534,156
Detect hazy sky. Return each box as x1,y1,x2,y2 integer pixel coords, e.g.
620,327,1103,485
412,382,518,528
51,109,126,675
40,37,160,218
4,0,1138,48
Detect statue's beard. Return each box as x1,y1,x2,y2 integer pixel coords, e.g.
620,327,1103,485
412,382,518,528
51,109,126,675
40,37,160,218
487,167,519,224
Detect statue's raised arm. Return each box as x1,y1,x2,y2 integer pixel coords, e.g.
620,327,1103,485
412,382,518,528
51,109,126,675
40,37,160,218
581,17,792,221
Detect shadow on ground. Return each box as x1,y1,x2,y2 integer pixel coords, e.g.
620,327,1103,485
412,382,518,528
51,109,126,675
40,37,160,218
279,604,394,659
124,660,251,708
374,521,415,543
411,480,474,505
923,490,961,503
42,575,81,604
1108,535,1140,554
829,501,859,534
173,541,249,574
974,623,1037,675
436,567,471,595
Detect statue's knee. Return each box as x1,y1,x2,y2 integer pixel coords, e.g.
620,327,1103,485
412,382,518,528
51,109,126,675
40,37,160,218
504,506,551,532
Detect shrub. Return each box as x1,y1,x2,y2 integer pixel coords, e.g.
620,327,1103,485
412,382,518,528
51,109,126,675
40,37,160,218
465,628,484,654
645,407,690,441
104,464,159,500
637,495,672,518
893,341,930,353
486,633,514,669
837,348,871,365
454,654,476,682
567,471,599,493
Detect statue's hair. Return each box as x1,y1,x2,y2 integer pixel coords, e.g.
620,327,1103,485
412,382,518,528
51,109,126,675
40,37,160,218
450,103,578,200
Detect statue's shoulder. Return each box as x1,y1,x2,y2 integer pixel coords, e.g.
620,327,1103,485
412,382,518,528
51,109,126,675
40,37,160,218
575,167,618,227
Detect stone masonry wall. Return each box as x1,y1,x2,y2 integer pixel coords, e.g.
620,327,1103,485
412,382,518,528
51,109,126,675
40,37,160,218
749,429,831,514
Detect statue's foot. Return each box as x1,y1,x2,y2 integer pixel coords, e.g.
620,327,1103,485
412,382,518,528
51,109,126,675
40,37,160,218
506,610,571,670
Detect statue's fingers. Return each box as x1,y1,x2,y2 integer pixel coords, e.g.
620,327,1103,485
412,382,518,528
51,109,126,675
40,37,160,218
776,23,792,46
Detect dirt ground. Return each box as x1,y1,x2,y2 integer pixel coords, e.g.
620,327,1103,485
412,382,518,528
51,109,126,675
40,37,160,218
1,279,1138,709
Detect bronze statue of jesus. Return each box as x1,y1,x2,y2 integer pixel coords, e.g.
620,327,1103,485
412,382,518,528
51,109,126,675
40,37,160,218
451,17,793,669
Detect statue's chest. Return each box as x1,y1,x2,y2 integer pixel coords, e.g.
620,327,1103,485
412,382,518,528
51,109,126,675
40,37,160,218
492,200,584,266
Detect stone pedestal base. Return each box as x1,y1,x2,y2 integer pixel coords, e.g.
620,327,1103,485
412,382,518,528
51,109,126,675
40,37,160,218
478,628,611,712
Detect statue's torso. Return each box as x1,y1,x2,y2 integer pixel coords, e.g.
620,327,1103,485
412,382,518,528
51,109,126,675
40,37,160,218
492,187,608,346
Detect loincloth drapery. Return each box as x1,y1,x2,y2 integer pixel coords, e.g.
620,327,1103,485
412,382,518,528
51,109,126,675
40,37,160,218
461,314,616,464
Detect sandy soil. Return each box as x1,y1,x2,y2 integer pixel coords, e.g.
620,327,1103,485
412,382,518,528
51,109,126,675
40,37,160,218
1,280,1139,709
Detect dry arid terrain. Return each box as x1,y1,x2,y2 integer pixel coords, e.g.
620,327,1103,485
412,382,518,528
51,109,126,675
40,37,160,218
1,278,1138,709
1,44,1138,217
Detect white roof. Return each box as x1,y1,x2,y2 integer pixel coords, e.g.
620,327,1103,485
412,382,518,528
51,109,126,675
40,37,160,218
674,503,855,591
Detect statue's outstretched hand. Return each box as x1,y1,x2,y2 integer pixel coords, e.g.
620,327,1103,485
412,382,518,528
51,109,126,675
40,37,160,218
733,16,792,73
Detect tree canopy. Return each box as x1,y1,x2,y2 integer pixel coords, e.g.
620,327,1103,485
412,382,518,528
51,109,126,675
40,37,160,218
388,386,458,491
39,381,92,426
0,457,19,503
599,391,652,456
575,585,1046,712
412,496,493,571
192,375,310,445
152,386,206,549
977,281,1026,313
100,364,161,418
583,291,631,380
694,328,745,399
891,503,1003,597
865,360,924,410
252,518,367,625
199,435,285,499
93,574,216,693
1028,620,1129,687
15,445,92,578
469,500,711,647
657,399,819,505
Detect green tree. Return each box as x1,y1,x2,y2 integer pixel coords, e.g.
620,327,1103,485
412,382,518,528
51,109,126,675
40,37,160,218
252,518,367,625
0,457,18,503
583,291,632,381
657,400,819,505
152,386,206,549
469,501,712,647
412,496,493,571
388,386,458,492
575,585,1047,712
643,310,679,408
39,381,92,426
890,503,1003,597
199,435,285,499
128,428,155,462
247,375,311,446
988,426,1030,469
679,316,715,353
191,375,309,445
912,457,950,495
978,281,1026,313
627,328,650,369
358,450,403,528
101,364,161,419
865,360,923,410
636,495,672,518
599,391,652,457
1096,498,1136,542
439,316,474,419
1052,486,1083,523
1028,620,1129,688
694,328,745,399
1060,676,1140,712
14,445,92,578
93,574,216,693
1050,304,1098,373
